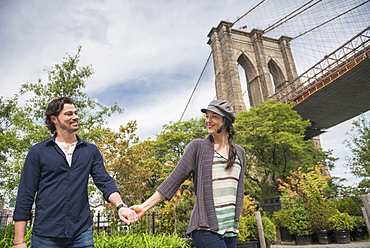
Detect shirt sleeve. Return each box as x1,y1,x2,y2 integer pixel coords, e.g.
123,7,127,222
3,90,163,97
157,139,199,200
90,145,119,202
13,146,41,221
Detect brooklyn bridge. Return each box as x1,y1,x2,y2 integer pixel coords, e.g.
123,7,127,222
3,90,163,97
180,0,369,140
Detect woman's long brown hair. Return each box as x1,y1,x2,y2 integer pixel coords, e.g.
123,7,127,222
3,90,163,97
221,117,237,170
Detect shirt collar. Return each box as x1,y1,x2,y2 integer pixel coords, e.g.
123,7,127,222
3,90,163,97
45,134,86,146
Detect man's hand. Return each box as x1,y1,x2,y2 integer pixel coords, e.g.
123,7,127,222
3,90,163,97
118,207,138,225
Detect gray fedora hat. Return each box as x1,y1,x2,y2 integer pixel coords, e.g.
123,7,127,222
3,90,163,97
201,99,236,123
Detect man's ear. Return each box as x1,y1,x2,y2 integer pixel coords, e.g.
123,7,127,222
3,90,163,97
51,116,58,124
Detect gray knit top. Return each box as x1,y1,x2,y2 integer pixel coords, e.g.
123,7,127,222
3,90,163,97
157,135,246,235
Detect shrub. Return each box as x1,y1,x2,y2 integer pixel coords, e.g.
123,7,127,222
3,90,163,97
0,226,190,248
286,206,312,236
309,200,337,231
352,215,366,231
272,208,291,228
239,215,276,243
94,231,190,248
328,212,355,231
333,197,363,216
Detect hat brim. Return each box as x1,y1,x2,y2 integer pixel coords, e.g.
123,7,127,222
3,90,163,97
201,107,225,118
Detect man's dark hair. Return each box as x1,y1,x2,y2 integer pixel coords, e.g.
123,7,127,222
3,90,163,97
45,97,74,133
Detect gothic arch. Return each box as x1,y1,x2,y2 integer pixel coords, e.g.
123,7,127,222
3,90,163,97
268,59,286,92
237,53,263,107
237,53,257,83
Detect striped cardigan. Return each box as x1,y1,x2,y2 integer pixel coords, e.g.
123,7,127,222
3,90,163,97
157,135,246,235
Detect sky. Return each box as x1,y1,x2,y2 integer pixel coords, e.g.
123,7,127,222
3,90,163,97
1,0,369,187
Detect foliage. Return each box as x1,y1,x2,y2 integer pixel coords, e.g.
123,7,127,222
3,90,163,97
0,96,19,163
157,180,195,236
332,196,363,216
278,165,338,232
287,205,312,235
241,195,258,217
234,99,327,201
0,225,31,248
278,166,330,209
328,211,355,231
344,115,370,194
93,231,190,248
309,200,337,231
272,208,292,229
153,118,207,165
0,46,123,199
352,215,366,232
0,225,190,248
238,195,259,242
239,215,276,243
92,121,164,207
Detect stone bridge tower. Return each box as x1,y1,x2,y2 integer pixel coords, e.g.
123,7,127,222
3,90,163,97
207,21,299,112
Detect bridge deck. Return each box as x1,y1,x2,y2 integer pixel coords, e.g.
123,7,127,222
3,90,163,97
292,54,370,132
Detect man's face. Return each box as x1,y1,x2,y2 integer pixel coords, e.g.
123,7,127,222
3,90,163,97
53,104,79,133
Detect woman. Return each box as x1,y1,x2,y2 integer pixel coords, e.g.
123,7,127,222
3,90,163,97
131,99,246,248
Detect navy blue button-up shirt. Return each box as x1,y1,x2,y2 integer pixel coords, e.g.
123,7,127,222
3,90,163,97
13,135,119,238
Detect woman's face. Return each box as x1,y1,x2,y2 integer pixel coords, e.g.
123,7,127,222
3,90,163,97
205,110,224,135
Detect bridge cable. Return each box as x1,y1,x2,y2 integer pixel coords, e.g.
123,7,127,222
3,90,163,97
179,52,213,122
231,0,266,28
263,0,322,34
293,0,370,39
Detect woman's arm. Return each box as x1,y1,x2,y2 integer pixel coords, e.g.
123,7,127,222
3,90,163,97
130,191,165,218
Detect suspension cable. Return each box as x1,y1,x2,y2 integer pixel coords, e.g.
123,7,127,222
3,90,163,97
179,52,213,121
293,0,370,39
263,0,322,34
231,0,266,28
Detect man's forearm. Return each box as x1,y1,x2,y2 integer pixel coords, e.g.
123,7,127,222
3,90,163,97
14,220,27,245
107,192,125,208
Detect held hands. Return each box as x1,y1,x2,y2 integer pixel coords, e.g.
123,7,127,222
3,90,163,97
118,207,139,225
129,204,147,218
129,191,165,219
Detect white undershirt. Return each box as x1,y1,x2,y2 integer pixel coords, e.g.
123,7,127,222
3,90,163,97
56,141,77,167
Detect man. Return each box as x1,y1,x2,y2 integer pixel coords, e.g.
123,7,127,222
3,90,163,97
13,97,137,247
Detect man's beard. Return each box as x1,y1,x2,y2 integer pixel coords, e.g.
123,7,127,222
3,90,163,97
57,118,79,133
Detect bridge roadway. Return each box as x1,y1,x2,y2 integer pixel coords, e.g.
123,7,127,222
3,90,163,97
271,240,370,248
291,53,370,138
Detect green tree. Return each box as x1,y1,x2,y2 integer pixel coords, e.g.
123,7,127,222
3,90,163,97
234,99,326,201
152,118,207,182
344,115,370,194
0,46,123,199
96,121,164,206
153,118,207,164
332,196,363,216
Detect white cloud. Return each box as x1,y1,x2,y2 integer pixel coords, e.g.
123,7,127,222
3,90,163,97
107,82,196,140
